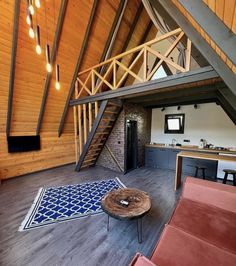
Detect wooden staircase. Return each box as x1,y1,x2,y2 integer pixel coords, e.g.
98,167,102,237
74,99,122,171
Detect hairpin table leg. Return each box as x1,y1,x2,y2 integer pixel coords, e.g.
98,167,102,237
137,218,142,243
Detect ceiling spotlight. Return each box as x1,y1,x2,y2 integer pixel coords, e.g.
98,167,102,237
177,106,181,110
161,107,165,112
194,104,198,109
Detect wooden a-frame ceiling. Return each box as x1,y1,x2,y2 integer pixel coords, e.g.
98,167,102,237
1,0,236,137
0,0,155,136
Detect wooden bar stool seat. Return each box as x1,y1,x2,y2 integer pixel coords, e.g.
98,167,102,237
223,169,236,186
194,165,207,180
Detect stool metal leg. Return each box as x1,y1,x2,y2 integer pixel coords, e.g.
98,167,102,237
233,174,236,186
137,218,142,243
107,215,110,231
194,167,198,178
202,169,206,180
223,172,228,184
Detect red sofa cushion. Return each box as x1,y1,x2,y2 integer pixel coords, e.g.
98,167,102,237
169,197,236,255
151,225,236,266
129,253,157,266
183,177,236,213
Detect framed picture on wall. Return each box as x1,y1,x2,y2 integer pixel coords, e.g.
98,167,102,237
164,114,185,134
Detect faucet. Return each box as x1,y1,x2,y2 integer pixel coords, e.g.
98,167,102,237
172,138,177,146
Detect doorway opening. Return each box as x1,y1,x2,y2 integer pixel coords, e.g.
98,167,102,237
125,120,138,173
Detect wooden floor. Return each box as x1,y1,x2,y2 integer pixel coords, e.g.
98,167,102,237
0,165,182,266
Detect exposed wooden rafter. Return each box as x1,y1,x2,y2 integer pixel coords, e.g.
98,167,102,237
152,0,236,96
6,0,21,136
178,0,236,66
58,0,98,137
36,0,68,135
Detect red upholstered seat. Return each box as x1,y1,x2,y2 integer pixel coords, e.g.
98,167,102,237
130,177,236,266
169,197,236,255
182,176,236,213
151,225,236,266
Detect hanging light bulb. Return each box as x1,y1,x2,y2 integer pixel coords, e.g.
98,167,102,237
45,44,52,72
35,0,41,9
35,25,41,54
55,64,60,90
26,8,32,26
29,27,35,39
28,0,34,15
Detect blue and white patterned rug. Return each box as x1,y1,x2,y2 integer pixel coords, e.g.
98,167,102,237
19,178,125,231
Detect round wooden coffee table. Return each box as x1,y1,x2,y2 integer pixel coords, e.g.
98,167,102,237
101,188,151,243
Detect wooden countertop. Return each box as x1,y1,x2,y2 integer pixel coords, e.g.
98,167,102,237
145,143,236,155
177,151,236,162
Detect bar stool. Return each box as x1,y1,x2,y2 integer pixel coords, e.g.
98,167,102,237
194,165,206,180
223,169,236,186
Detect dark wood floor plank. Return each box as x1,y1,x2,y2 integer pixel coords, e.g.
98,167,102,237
0,165,182,266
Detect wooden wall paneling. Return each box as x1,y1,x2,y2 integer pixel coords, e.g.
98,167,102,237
6,0,20,136
0,133,75,180
42,0,119,134
10,0,61,134
0,0,15,133
36,0,68,135
58,0,99,137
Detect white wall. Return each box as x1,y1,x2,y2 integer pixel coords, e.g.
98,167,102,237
151,103,236,148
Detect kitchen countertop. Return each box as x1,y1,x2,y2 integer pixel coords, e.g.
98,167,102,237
145,143,236,155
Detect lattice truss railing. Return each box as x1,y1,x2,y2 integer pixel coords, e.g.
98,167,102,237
75,28,192,99
73,28,192,164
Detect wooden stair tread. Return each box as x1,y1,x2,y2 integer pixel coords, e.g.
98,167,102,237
95,132,110,135
101,118,116,121
104,110,119,114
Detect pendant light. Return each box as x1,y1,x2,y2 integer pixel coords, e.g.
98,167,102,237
29,27,35,39
26,8,32,26
35,0,41,9
55,64,60,90
53,0,60,90
45,44,52,72
35,25,41,55
28,0,35,15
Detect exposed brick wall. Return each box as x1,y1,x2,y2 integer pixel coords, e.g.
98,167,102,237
97,103,151,173
124,103,151,167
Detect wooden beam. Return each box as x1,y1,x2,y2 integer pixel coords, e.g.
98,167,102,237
58,0,98,137
36,0,68,135
152,0,236,96
6,0,20,136
70,66,219,105
217,87,236,125
83,104,87,144
127,84,219,104
178,0,236,66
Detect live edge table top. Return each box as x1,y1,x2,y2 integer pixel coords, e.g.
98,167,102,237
101,188,151,220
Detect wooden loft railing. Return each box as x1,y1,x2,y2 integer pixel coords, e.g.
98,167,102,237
74,28,192,99
73,28,192,169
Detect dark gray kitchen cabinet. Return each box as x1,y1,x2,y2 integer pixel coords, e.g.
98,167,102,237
168,149,181,170
145,147,217,178
156,148,169,168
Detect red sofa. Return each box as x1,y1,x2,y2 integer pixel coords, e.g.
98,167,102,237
130,177,236,266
